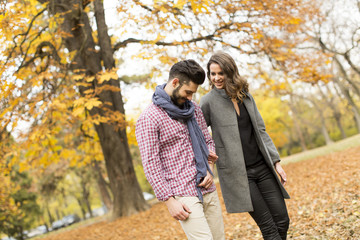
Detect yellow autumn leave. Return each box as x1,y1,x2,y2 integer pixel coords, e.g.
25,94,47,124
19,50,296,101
84,98,102,110
97,69,119,84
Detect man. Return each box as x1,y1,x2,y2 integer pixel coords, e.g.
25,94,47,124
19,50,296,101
135,59,225,240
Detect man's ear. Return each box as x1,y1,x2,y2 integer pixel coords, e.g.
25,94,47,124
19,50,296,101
172,78,180,88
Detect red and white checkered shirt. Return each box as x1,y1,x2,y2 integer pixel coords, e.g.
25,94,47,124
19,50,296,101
135,102,216,201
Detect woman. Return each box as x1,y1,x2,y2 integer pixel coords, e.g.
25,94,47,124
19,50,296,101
200,51,290,240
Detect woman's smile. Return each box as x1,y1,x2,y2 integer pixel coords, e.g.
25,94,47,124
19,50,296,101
209,63,225,89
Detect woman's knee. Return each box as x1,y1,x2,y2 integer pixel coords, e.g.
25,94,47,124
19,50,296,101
277,213,290,232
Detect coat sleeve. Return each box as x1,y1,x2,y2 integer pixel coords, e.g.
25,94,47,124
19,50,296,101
199,96,211,127
195,103,215,153
251,95,281,164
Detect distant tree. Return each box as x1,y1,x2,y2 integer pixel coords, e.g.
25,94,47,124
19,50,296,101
0,169,41,240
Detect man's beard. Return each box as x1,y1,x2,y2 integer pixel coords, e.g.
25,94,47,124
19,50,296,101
171,88,186,108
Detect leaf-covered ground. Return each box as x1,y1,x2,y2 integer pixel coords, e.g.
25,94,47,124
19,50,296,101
41,146,360,240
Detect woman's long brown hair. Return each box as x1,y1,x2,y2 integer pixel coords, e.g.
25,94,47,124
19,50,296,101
207,51,249,102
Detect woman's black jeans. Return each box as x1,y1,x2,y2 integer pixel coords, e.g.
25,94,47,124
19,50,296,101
247,162,290,240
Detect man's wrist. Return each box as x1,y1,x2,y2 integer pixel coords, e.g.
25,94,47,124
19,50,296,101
164,196,175,203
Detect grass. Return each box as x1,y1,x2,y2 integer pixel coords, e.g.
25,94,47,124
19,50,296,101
31,214,110,240
281,133,360,165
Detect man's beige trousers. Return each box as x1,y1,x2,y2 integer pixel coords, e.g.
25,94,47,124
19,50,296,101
175,190,225,240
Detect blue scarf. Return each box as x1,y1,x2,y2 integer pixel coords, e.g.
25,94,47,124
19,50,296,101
152,83,213,202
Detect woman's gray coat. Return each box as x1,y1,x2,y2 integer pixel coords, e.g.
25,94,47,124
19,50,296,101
200,87,290,213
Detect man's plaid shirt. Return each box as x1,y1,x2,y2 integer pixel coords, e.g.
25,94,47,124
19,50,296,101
135,102,216,201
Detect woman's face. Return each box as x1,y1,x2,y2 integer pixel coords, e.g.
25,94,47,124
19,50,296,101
209,63,225,89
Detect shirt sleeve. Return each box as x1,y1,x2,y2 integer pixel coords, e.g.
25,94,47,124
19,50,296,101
135,114,173,201
194,103,216,153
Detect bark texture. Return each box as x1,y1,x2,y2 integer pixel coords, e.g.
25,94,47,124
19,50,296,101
45,0,148,218
92,160,113,211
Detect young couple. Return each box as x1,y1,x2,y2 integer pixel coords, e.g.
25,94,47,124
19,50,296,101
135,51,290,240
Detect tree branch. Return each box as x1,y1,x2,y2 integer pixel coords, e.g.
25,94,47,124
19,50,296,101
112,23,234,52
133,0,153,12
18,41,61,71
94,0,114,69
3,8,46,69
343,51,360,76
319,36,360,76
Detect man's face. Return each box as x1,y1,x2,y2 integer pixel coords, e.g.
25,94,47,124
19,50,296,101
171,80,199,108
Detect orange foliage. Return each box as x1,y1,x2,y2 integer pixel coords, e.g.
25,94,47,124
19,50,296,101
40,146,360,240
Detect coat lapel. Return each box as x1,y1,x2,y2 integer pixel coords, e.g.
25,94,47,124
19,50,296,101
243,95,257,128
243,95,267,154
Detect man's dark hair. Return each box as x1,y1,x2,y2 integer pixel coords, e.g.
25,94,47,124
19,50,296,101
168,59,205,85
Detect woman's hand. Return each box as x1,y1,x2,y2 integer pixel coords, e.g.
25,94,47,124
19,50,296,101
208,150,218,164
275,162,287,186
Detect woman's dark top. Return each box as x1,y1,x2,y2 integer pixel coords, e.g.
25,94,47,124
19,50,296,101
237,100,264,168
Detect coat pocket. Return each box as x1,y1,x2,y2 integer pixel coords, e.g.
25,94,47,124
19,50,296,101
216,147,227,169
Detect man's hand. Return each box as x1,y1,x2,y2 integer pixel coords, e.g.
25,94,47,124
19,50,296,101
165,197,191,221
208,150,218,164
275,162,287,186
198,170,214,189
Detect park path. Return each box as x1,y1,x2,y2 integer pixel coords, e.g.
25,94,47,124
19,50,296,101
41,146,360,240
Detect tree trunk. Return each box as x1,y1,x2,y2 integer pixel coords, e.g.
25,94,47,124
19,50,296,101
93,0,149,218
277,119,296,155
298,90,334,145
60,187,68,208
315,108,333,145
351,106,360,133
81,178,93,218
317,84,346,140
55,209,61,220
321,124,333,145
334,112,347,139
333,77,360,133
315,103,333,145
46,204,54,224
288,97,308,151
92,160,113,211
45,0,148,219
17,230,25,240
290,110,307,151
40,215,50,232
75,197,87,219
